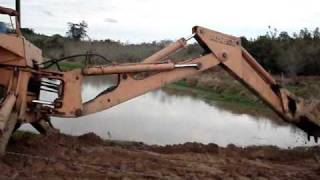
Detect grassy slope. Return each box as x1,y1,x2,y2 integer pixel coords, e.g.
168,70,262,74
164,68,320,118
165,81,275,118
167,81,262,107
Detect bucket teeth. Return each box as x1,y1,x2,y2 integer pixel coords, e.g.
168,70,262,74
296,102,320,140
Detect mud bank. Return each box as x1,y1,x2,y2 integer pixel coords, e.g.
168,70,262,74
1,132,320,179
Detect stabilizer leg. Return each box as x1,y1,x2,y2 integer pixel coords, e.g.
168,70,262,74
0,112,17,156
31,119,59,135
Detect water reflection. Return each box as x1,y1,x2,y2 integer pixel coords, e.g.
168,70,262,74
22,76,316,148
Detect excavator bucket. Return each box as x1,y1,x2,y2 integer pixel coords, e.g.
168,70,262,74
298,102,320,140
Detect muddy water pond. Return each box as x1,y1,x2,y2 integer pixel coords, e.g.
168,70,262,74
22,76,317,148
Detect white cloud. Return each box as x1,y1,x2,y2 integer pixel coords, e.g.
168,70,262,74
1,0,320,42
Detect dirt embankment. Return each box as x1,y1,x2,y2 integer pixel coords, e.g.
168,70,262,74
1,132,320,179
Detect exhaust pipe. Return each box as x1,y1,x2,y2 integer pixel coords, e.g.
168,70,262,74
16,0,21,26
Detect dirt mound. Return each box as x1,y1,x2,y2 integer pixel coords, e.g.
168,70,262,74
78,132,104,145
1,132,320,179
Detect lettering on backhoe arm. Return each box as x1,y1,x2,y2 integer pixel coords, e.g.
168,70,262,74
210,35,240,47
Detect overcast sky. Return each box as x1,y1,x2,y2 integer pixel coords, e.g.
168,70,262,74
1,0,320,43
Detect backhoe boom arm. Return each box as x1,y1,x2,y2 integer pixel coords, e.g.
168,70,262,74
50,26,320,138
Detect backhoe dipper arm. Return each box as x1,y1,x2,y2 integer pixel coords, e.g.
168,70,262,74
53,26,320,138
193,26,320,138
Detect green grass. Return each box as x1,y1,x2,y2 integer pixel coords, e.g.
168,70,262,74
168,81,260,105
165,81,272,116
59,62,83,71
47,62,83,71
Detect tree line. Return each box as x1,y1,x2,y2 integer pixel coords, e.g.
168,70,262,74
241,27,320,76
21,24,320,76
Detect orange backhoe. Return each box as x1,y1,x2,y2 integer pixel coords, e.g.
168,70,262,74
0,1,319,154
